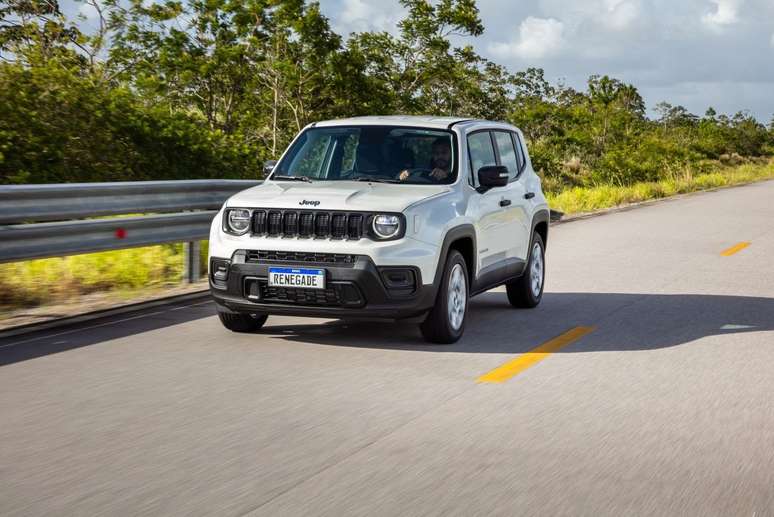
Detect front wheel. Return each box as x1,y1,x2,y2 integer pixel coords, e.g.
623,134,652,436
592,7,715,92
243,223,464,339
506,233,545,308
218,312,268,333
420,250,468,344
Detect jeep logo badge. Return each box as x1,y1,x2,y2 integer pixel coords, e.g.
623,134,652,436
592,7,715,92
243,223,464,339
299,200,321,207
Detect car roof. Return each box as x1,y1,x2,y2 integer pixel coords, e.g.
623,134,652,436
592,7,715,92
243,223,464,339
311,116,523,134
313,115,474,130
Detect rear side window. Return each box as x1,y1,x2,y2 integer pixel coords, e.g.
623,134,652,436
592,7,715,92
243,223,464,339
467,132,497,183
493,131,519,180
511,132,526,170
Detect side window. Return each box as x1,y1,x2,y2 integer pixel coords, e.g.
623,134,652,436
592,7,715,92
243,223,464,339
493,131,519,180
467,132,497,184
511,132,526,170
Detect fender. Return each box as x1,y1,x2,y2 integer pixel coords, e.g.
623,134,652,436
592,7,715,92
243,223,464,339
529,208,550,248
431,224,477,291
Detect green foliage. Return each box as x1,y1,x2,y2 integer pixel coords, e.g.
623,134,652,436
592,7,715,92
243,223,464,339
0,0,772,187
547,160,774,215
0,61,259,183
0,244,184,308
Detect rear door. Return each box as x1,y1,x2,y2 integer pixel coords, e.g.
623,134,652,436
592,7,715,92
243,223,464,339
491,131,530,262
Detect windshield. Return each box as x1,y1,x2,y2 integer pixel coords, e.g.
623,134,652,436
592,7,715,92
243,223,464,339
272,126,457,185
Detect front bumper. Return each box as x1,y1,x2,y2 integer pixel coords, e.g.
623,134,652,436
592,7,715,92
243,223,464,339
210,253,437,320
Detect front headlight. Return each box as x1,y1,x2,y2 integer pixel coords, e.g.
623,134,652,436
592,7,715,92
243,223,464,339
372,214,402,240
225,208,251,234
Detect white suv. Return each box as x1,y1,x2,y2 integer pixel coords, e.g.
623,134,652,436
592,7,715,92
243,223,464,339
209,116,549,343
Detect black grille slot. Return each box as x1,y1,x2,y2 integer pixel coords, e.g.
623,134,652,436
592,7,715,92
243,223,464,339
257,281,364,307
348,214,363,240
245,250,356,265
331,214,347,239
283,212,298,236
252,210,267,234
299,213,315,237
315,213,330,238
249,210,367,240
267,211,282,236
263,284,342,305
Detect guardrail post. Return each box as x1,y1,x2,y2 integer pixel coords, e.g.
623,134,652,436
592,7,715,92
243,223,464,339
183,241,201,283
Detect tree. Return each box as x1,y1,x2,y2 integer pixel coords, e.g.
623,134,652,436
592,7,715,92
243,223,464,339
346,0,508,118
1,0,772,188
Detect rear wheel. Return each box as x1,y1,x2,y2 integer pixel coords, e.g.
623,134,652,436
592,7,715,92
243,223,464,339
218,312,268,333
420,250,468,344
506,233,545,308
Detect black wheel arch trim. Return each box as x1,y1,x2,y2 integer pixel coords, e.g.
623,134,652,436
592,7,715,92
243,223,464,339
432,224,477,291
529,209,550,248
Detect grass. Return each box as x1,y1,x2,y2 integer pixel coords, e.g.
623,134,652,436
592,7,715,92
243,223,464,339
546,160,774,215
1,160,773,314
0,242,207,312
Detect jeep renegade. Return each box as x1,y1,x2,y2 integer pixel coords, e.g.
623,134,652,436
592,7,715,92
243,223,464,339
209,116,549,343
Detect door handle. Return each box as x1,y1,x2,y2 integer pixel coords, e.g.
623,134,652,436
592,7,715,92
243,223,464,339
524,192,535,199
499,199,512,207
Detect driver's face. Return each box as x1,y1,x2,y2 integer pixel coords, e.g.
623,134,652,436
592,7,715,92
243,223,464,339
432,144,452,170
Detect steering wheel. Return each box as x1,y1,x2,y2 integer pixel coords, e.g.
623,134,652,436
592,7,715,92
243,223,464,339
400,167,436,183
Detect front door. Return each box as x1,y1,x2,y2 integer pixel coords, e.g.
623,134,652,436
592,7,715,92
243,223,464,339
467,131,511,276
491,131,530,262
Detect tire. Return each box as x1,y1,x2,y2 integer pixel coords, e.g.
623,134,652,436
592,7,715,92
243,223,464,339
420,250,469,344
218,311,268,333
506,232,545,308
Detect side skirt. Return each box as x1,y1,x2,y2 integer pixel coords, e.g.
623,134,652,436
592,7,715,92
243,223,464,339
471,258,526,296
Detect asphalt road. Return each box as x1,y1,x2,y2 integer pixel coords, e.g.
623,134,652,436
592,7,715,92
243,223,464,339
2,181,774,516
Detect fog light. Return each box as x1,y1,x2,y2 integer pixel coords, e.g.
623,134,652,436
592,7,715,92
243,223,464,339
211,260,230,282
245,279,261,300
380,268,416,295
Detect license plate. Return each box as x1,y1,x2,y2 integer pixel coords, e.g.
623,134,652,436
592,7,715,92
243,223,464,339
268,267,325,289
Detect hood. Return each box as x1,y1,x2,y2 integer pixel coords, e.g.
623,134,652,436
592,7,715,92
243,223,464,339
225,180,452,213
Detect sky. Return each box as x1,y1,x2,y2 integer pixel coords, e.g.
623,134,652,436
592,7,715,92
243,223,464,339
323,0,774,122
70,0,774,122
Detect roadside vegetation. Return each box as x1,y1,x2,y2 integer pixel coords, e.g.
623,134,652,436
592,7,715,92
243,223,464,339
1,0,773,313
0,243,207,311
548,159,774,215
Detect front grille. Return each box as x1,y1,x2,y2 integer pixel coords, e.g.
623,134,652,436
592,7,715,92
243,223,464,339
244,279,364,307
331,214,347,239
267,210,282,235
245,250,357,265
252,210,364,240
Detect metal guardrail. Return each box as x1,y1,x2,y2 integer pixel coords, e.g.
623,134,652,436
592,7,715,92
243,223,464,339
0,180,261,281
0,180,260,224
1,179,564,282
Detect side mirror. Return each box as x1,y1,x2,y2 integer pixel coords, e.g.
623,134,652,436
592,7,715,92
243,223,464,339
263,159,277,176
477,165,509,191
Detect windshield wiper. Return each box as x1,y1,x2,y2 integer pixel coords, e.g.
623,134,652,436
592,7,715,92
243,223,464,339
354,176,400,184
272,175,313,183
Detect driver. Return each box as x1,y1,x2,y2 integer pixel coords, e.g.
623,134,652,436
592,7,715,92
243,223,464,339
397,137,452,182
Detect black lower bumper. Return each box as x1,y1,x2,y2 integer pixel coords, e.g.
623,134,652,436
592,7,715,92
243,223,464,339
209,254,437,320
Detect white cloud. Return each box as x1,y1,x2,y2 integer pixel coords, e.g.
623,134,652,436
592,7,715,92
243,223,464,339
488,17,565,60
336,0,404,35
702,0,743,29
601,0,641,31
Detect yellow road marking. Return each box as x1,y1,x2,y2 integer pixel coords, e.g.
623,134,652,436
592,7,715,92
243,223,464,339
477,326,596,384
720,242,751,256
